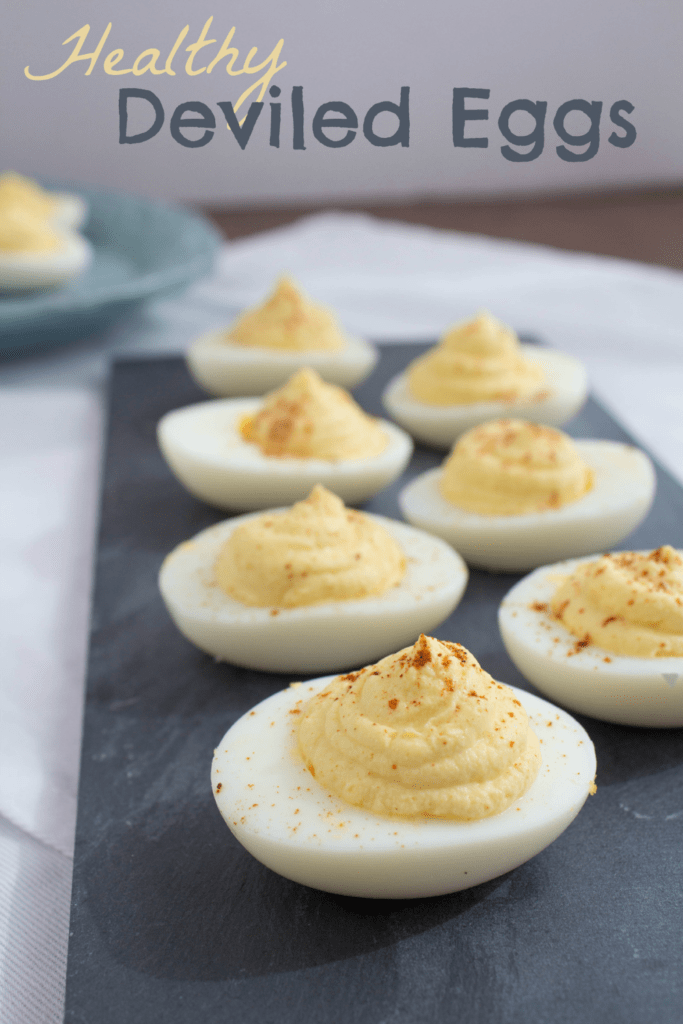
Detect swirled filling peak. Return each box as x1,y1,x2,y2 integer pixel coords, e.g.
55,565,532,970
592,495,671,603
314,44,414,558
215,484,405,608
440,418,593,515
407,311,544,406
551,546,683,657
298,634,541,819
239,367,387,459
226,276,345,352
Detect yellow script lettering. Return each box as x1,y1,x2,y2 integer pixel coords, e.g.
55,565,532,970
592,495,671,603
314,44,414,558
185,17,217,76
132,49,164,76
103,49,132,75
164,26,189,75
233,40,287,115
25,23,112,80
206,27,240,74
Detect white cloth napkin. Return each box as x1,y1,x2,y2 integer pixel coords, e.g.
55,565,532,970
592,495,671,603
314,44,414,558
1,211,682,1022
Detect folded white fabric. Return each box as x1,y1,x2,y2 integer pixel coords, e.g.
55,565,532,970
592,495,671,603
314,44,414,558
0,388,102,1022
1,210,682,1022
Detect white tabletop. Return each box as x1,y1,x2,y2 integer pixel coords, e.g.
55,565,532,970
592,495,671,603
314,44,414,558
1,211,682,1022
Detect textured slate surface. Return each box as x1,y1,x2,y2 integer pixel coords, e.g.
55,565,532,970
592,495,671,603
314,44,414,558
64,346,683,1024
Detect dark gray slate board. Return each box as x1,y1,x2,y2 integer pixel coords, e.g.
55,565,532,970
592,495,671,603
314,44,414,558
64,346,683,1024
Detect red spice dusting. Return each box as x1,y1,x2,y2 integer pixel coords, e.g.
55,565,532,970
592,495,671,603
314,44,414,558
443,641,468,665
568,633,592,655
412,634,432,668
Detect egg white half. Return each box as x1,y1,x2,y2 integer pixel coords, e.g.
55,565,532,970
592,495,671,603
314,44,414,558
399,440,655,572
211,676,596,899
382,347,587,450
499,554,683,727
0,229,92,292
158,397,413,510
159,512,468,674
51,192,89,232
186,332,378,397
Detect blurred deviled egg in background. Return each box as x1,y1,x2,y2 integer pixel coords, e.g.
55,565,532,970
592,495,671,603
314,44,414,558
158,484,468,674
0,171,91,291
158,367,413,509
383,312,587,449
0,172,88,231
399,418,655,571
186,276,377,395
499,546,683,727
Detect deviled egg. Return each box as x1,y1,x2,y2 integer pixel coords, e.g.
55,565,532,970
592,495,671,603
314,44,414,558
399,419,655,571
0,172,91,291
187,276,377,396
212,635,596,898
159,485,468,673
0,171,88,231
158,368,413,510
383,312,587,449
499,547,683,726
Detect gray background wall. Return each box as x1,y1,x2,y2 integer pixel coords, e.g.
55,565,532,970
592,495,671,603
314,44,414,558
2,0,682,204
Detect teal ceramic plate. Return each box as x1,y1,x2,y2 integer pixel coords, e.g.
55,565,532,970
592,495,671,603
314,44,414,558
0,183,222,358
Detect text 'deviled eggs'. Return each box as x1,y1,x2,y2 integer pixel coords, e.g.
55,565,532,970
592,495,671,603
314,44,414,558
499,556,683,727
212,677,596,898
